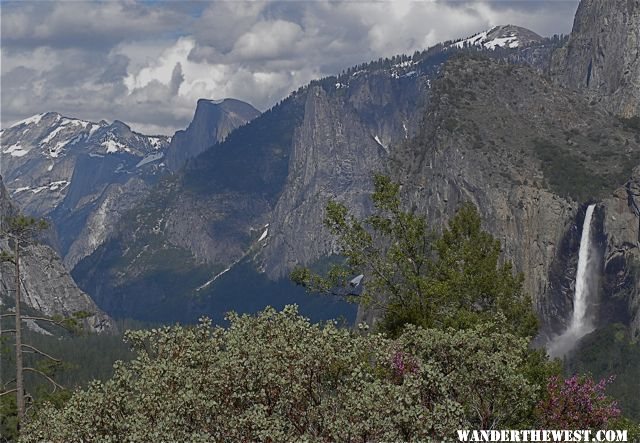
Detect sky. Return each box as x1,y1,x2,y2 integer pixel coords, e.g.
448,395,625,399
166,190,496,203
1,0,580,135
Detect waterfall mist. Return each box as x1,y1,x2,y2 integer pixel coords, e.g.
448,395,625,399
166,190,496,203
547,204,597,358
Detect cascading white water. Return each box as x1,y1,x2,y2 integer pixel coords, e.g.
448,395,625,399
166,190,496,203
569,204,596,333
547,204,596,358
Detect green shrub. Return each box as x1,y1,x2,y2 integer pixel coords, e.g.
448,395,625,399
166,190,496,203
21,306,536,442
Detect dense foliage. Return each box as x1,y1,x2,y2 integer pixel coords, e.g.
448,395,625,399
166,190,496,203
292,175,537,339
22,306,537,442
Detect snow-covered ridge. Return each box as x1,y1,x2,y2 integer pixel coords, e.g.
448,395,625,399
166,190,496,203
1,112,170,159
449,25,542,51
8,113,47,128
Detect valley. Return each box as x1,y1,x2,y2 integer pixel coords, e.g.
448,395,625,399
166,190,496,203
1,0,639,439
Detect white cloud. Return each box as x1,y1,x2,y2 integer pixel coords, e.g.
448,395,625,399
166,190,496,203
124,37,195,92
232,20,304,61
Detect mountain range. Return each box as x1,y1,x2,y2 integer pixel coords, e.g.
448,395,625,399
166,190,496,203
0,0,638,349
0,100,258,271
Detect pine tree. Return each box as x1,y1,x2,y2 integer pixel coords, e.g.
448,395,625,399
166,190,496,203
0,215,86,437
292,175,537,339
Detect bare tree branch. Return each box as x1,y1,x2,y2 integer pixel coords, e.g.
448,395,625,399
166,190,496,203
21,344,61,362
0,389,18,397
21,316,68,325
23,367,65,392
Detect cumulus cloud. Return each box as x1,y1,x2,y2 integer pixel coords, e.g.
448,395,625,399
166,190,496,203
1,0,579,135
1,0,186,50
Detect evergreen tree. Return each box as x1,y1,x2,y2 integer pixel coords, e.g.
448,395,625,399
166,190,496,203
292,175,537,338
1,215,49,432
0,215,87,439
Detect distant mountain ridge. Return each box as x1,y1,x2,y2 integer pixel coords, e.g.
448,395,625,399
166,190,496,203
0,112,170,268
164,98,260,172
0,99,258,268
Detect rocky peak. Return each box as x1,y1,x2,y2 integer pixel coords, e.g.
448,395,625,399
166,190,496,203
164,98,260,172
0,112,172,271
450,25,543,50
551,0,640,117
110,119,132,133
0,112,170,217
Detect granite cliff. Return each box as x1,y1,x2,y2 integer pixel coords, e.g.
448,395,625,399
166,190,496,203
0,177,115,334
551,0,640,118
164,98,260,172
390,56,639,339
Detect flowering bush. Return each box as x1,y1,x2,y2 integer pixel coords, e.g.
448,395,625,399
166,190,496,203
389,348,420,382
22,306,535,442
536,374,621,428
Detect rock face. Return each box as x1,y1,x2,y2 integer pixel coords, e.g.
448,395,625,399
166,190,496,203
0,177,116,334
390,56,639,336
164,98,260,172
263,63,429,277
600,167,640,336
551,0,640,118
0,113,170,268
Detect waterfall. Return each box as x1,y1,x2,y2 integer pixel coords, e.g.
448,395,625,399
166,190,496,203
547,204,597,358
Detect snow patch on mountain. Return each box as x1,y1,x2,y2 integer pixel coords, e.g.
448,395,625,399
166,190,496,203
449,25,541,51
40,125,68,144
28,180,70,195
452,29,491,49
374,135,389,153
148,136,169,150
9,113,46,128
101,138,130,154
59,117,90,128
484,36,520,50
48,140,68,158
87,123,102,139
3,143,29,157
